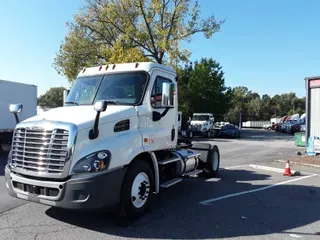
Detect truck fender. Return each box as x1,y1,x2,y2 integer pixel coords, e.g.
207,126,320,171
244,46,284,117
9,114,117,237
128,151,160,195
190,142,218,164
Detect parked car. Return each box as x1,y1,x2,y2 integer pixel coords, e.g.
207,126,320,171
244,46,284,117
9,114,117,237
286,119,297,133
219,124,240,138
280,115,291,133
277,116,288,132
272,122,279,131
291,117,306,134
263,123,272,130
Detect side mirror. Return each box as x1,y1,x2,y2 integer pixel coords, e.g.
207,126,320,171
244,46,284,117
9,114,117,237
63,90,70,105
161,82,175,108
9,103,23,113
89,101,108,140
94,100,107,112
9,104,23,124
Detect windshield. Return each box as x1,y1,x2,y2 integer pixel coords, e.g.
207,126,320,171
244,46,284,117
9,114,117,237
192,115,210,121
66,72,148,105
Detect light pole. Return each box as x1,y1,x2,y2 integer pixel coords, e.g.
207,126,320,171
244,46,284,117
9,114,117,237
239,108,242,130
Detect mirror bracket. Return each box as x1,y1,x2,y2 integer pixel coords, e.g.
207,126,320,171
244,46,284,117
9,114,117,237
9,104,23,124
152,111,162,122
89,101,107,140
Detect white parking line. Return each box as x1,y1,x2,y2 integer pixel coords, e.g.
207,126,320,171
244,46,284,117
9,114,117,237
222,165,248,170
199,174,318,205
249,164,300,175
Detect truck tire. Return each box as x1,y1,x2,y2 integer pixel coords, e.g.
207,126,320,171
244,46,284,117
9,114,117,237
118,160,154,222
205,145,220,178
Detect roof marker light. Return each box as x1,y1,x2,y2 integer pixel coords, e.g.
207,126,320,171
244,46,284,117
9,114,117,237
112,64,116,70
99,66,102,71
135,63,139,68
105,65,109,70
82,67,86,73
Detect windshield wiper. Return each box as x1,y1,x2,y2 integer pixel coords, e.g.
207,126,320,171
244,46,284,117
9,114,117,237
64,101,79,106
105,100,119,105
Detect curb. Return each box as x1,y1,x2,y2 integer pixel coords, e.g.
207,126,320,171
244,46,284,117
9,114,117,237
275,159,320,169
248,164,301,176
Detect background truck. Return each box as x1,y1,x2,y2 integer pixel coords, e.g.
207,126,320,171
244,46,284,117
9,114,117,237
0,80,37,152
188,113,215,138
5,62,221,223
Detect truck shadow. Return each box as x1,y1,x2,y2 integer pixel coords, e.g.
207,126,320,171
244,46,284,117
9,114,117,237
0,153,9,176
45,169,320,239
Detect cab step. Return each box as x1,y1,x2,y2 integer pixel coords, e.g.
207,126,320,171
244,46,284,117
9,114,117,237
183,169,203,177
158,157,180,165
160,178,182,188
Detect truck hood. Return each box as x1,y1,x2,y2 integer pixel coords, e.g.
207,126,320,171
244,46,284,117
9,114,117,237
190,120,207,125
22,105,137,130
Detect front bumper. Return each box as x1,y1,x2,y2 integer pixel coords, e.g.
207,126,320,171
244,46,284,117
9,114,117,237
190,130,209,137
5,165,127,210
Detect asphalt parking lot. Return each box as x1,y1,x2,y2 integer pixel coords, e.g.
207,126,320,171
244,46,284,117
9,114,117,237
0,129,319,240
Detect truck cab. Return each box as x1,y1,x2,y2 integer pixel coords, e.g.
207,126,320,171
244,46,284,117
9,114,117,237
5,62,220,221
189,113,214,138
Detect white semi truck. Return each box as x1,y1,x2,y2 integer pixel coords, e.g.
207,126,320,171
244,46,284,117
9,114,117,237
188,113,215,138
0,80,37,152
4,62,220,221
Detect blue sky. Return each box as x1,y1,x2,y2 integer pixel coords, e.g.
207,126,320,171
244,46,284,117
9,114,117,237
1,0,319,98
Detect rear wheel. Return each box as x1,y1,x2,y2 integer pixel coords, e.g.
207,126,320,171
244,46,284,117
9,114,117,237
204,145,220,178
118,160,154,223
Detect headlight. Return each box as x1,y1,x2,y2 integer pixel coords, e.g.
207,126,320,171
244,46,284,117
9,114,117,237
71,150,111,174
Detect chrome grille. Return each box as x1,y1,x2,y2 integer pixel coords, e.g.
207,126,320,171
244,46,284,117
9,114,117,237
191,124,201,131
11,128,69,174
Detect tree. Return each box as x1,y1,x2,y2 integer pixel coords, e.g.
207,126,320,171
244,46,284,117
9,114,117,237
37,87,66,108
53,0,224,82
176,62,193,122
225,87,306,123
224,86,249,124
260,94,272,120
186,58,228,121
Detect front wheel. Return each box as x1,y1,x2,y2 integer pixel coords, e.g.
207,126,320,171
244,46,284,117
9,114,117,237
204,145,220,178
118,160,154,222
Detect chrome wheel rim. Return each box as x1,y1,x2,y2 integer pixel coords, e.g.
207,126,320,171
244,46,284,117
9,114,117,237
131,172,150,208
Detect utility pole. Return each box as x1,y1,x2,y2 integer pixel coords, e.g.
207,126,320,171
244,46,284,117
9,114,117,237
239,108,242,130
292,103,295,114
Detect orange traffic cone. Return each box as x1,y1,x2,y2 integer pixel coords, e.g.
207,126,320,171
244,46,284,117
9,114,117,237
283,161,293,176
